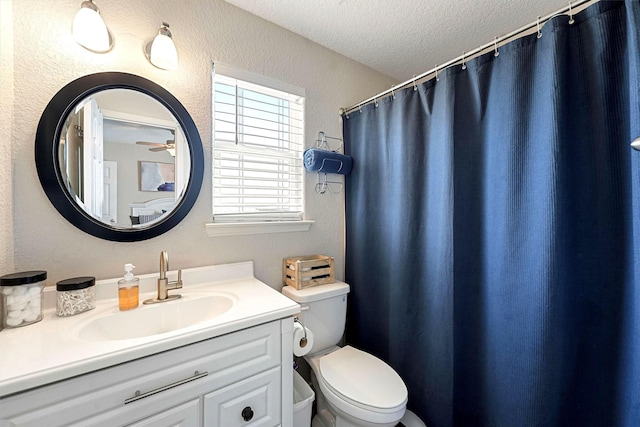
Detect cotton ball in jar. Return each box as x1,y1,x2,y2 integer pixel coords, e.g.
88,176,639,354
13,293,29,306
23,310,39,322
7,299,27,312
7,309,22,319
5,312,24,327
26,289,40,305
0,270,47,328
11,286,27,296
7,305,25,314
28,297,41,311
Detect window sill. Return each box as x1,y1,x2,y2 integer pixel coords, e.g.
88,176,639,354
205,220,314,237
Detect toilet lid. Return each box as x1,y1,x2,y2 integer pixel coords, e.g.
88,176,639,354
319,346,407,410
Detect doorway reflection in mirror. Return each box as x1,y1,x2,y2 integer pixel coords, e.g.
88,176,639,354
58,89,190,229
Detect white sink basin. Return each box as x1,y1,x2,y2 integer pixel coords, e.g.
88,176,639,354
77,293,235,341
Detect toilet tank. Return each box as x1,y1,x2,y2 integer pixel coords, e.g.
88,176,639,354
282,281,350,353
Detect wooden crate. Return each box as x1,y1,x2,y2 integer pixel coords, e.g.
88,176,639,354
283,255,335,290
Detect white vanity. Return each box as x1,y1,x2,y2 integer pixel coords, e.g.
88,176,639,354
0,262,299,427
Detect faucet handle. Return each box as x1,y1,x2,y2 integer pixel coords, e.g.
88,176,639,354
162,268,183,295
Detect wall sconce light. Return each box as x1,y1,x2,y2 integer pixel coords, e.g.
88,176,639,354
72,0,113,53
145,22,179,70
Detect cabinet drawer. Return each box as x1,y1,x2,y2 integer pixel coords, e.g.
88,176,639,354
125,398,200,427
204,367,281,427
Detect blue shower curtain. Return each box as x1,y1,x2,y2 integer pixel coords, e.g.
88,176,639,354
343,1,640,426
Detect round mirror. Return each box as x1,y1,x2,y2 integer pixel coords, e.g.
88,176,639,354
35,72,204,242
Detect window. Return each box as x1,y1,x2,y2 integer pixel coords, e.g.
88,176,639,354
212,65,305,223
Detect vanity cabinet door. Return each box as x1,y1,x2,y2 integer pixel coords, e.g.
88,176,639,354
204,367,281,427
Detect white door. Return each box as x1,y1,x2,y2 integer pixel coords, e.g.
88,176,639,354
102,161,118,224
174,125,189,200
82,99,104,219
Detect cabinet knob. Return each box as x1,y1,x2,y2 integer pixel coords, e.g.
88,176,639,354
242,406,254,421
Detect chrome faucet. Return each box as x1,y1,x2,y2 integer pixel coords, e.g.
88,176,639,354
143,251,183,304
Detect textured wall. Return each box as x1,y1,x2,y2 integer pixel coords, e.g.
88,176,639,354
4,0,395,288
0,1,15,275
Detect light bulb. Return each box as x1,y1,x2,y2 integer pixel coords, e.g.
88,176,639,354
72,1,112,53
146,23,178,70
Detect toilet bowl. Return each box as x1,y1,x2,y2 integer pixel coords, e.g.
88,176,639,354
307,346,407,427
282,282,409,427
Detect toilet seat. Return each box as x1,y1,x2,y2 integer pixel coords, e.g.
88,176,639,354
315,346,407,424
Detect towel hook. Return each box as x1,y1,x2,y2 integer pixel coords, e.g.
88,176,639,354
317,131,326,148
316,173,327,194
315,173,343,194
315,131,343,152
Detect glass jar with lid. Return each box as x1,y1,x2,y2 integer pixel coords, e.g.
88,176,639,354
56,276,96,316
0,271,46,328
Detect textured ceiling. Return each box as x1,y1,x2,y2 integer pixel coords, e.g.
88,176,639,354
224,0,577,81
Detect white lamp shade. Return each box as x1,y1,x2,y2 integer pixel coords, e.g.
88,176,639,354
149,34,178,70
72,5,111,53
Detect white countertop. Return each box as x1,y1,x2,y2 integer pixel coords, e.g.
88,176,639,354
0,261,299,398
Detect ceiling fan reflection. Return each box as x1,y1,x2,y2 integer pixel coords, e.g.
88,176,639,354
136,139,176,153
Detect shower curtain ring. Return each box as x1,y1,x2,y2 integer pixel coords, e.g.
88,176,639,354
462,52,467,70
391,85,396,100
374,97,379,108
537,16,543,38
568,2,575,24
413,75,418,91
494,37,500,57
435,66,439,82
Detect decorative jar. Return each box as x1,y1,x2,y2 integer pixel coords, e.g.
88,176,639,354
56,276,96,317
0,271,46,328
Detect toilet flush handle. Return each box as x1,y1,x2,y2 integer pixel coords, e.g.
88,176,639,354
299,304,310,311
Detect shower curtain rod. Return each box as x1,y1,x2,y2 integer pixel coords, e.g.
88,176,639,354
342,0,598,115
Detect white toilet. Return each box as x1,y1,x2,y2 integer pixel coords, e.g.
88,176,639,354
283,281,409,427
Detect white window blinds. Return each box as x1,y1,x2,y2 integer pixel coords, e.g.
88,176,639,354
212,68,305,222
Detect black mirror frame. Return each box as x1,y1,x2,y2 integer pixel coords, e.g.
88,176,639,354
35,72,204,242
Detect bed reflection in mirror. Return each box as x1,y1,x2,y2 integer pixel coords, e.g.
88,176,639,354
58,89,191,229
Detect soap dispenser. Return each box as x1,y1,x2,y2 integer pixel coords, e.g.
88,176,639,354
118,263,139,311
